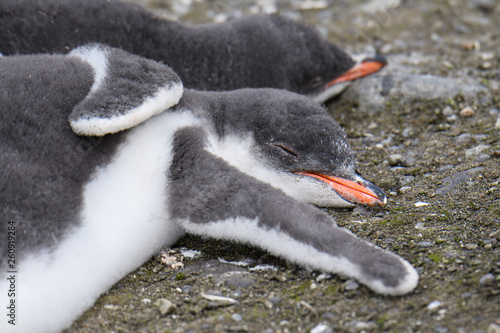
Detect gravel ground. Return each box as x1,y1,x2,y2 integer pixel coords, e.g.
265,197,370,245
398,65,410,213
65,0,499,332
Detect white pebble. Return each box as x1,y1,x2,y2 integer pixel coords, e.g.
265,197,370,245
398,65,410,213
427,300,442,310
310,323,332,333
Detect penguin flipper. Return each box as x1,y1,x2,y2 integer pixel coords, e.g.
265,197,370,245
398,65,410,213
68,44,184,136
169,127,419,296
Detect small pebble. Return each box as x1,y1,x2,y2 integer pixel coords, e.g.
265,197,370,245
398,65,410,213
389,154,402,166
435,326,449,333
465,145,490,158
461,292,472,299
415,201,430,207
462,40,480,50
481,62,492,69
200,292,237,304
261,329,274,333
495,117,500,130
442,106,454,116
480,52,495,61
310,323,333,333
427,300,442,310
479,273,496,287
459,106,475,117
268,296,282,306
344,279,360,291
353,206,371,216
322,311,337,320
418,241,433,247
316,273,332,282
400,186,412,193
156,298,176,315
142,298,151,305
103,304,119,310
351,321,376,330
465,243,478,250
231,313,243,322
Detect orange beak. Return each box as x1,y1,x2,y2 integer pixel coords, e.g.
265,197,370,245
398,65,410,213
326,56,388,88
296,171,387,206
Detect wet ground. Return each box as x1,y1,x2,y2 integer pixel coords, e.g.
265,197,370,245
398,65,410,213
65,0,499,332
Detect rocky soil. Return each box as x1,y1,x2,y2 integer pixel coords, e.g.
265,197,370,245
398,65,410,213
65,0,499,332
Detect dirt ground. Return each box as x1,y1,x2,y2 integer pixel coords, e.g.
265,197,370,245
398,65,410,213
65,0,499,332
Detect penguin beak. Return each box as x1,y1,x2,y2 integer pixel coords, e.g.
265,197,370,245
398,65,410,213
296,171,387,206
325,55,388,88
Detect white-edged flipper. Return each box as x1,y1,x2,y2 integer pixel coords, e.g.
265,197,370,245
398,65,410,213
169,127,418,295
69,44,183,136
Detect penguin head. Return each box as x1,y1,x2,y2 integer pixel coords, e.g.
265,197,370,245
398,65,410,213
204,89,386,207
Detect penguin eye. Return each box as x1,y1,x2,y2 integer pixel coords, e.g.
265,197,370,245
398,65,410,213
309,76,323,88
274,143,298,158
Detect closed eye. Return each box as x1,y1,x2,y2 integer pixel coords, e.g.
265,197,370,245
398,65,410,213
274,143,298,158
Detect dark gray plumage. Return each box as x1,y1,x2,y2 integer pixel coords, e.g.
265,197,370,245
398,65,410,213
0,0,356,99
0,45,416,333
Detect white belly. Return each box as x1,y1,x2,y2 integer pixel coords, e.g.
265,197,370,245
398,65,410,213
0,111,199,333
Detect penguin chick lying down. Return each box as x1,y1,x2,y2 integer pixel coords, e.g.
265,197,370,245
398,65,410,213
0,0,387,102
0,45,418,333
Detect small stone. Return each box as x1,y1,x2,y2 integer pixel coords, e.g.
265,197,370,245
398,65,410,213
460,292,472,299
442,106,454,116
200,292,237,304
481,62,492,69
495,117,500,130
142,298,151,305
418,241,433,247
155,298,176,315
480,52,495,61
182,285,193,293
435,326,449,333
442,60,453,69
316,273,332,282
380,43,393,54
479,273,496,287
322,311,337,320
427,300,442,310
462,40,480,50
415,201,430,207
484,243,493,250
351,321,376,330
459,106,475,117
389,154,402,166
465,243,478,250
465,145,490,158
353,206,371,216
400,186,412,193
344,279,360,291
310,323,333,333
232,313,243,322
